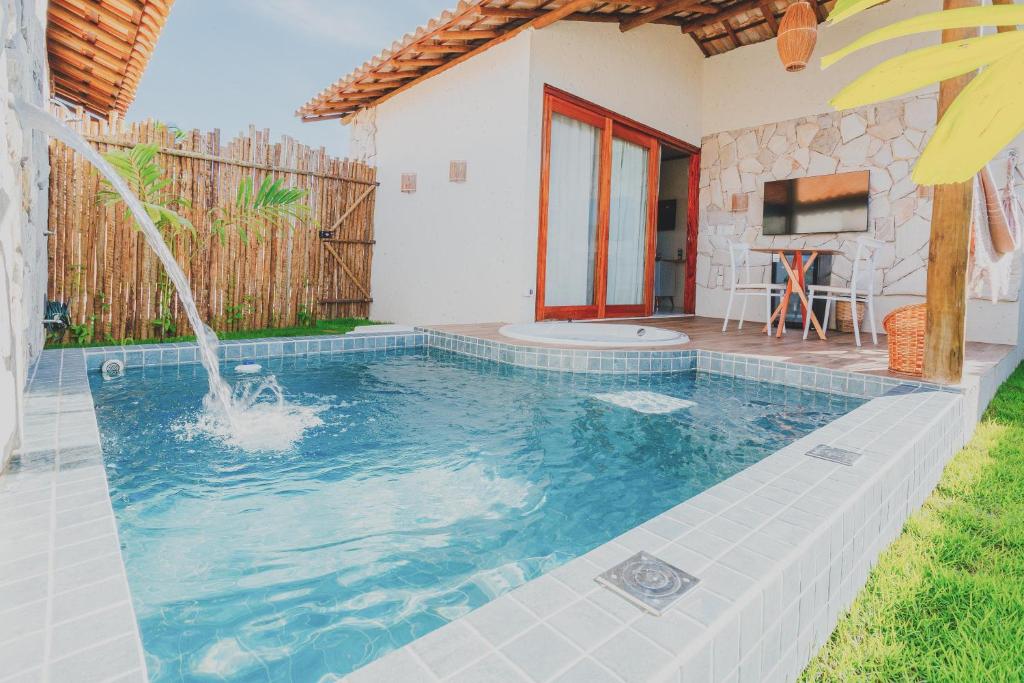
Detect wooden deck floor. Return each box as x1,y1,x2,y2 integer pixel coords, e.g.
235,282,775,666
427,316,1013,384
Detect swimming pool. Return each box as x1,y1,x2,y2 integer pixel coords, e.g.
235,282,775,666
90,347,863,681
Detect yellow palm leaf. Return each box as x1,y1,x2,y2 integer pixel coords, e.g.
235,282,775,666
827,0,889,24
913,47,1024,185
830,32,1024,110
823,6,1024,68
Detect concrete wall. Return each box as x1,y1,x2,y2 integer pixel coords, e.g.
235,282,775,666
350,35,535,326
1,0,49,469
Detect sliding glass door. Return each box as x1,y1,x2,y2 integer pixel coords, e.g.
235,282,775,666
543,112,602,312
537,94,659,320
605,127,656,316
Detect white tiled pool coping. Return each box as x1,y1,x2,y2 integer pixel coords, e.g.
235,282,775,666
0,331,984,681
348,384,963,683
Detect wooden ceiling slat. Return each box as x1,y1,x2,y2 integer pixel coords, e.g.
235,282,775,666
48,48,125,88
57,0,140,42
48,30,126,75
48,12,134,61
474,6,699,24
619,0,708,31
761,2,780,34
47,0,174,116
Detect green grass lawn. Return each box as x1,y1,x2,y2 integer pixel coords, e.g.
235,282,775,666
45,317,380,348
802,362,1024,682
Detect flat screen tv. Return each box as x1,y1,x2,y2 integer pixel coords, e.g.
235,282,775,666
762,170,869,235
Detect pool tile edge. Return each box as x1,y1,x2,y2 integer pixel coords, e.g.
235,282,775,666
346,383,965,683
0,349,148,681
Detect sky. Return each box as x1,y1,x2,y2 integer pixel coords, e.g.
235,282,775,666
130,0,445,158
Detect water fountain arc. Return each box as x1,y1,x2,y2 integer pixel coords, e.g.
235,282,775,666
14,100,304,442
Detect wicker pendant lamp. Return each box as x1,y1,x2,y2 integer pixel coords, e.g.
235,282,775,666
777,1,818,72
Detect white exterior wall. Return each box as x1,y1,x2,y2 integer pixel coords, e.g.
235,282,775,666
1,0,50,468
350,35,535,326
351,21,703,326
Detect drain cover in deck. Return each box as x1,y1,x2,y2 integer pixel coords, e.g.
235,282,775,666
595,551,699,616
806,444,862,466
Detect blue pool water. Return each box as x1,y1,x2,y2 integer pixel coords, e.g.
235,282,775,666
90,348,863,681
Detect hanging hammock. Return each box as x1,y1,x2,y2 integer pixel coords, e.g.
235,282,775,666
969,152,1023,303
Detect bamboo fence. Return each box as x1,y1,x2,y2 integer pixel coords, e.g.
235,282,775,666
46,106,377,342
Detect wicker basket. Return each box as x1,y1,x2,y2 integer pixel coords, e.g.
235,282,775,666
835,300,864,333
883,303,927,377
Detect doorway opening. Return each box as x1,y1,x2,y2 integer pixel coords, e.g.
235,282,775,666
654,145,697,317
535,87,699,321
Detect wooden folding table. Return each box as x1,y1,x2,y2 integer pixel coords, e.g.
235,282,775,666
751,247,841,340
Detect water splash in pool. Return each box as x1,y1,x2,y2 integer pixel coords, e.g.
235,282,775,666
14,100,315,450
172,379,327,453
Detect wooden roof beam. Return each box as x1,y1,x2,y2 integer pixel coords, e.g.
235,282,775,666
437,29,502,41
688,30,712,56
534,0,595,30
606,0,661,7
679,0,766,33
723,18,741,47
683,0,827,35
620,0,709,31
368,72,423,83
760,2,779,34
473,6,705,24
412,44,474,54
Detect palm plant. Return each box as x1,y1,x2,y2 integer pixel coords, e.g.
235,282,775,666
96,142,312,335
97,143,194,237
210,176,312,245
822,2,1024,184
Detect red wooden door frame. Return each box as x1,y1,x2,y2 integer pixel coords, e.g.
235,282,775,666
535,95,608,321
535,87,701,322
603,122,660,319
683,152,701,314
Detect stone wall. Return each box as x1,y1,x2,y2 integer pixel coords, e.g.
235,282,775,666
1,0,50,468
695,92,1023,342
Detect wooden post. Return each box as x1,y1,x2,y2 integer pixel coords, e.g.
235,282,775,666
923,0,980,384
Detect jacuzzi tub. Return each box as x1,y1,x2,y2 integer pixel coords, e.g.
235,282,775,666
498,321,689,347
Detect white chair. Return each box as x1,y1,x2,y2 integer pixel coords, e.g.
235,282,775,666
722,241,785,335
803,236,885,346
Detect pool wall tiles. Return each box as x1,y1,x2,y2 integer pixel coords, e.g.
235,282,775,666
82,333,428,370
83,329,943,402
422,329,945,400
423,330,697,374
347,387,966,683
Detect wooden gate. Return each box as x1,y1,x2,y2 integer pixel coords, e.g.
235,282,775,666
47,106,378,341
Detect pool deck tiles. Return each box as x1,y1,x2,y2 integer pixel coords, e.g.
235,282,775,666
345,386,965,683
1,349,147,682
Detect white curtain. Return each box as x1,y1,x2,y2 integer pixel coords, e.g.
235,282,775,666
606,137,649,306
544,114,600,307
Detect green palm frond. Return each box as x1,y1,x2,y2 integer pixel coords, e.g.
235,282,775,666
97,143,194,237
211,176,312,245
